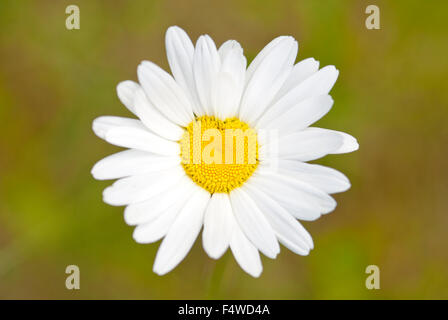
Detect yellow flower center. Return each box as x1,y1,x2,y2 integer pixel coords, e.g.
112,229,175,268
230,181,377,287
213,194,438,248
179,116,259,193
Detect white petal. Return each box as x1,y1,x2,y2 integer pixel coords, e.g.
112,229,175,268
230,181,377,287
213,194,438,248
193,35,221,116
239,36,298,125
274,58,320,100
132,198,186,244
247,175,319,221
336,132,359,153
230,222,262,278
213,40,246,119
103,166,185,206
258,169,337,214
244,36,286,84
91,149,180,180
124,175,194,225
219,41,246,86
218,40,242,61
320,129,359,154
211,73,237,119
132,178,196,242
274,159,351,194
104,126,180,156
138,61,194,126
153,186,210,275
92,115,179,157
256,95,333,133
259,127,343,162
261,66,339,121
249,169,337,220
202,193,234,259
243,183,313,255
92,116,144,140
229,188,280,258
133,87,184,141
116,80,140,115
165,26,201,115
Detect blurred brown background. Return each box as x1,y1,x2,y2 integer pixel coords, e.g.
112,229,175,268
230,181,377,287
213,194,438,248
0,0,447,299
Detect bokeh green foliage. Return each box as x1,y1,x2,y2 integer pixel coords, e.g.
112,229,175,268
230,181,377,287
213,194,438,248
0,0,447,299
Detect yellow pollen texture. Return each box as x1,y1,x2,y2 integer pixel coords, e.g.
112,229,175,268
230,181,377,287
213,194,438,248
179,116,259,193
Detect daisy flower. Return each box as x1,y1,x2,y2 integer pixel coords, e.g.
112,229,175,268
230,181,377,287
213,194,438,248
92,26,358,277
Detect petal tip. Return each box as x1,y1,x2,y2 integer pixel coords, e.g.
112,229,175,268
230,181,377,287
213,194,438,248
152,260,170,276
90,163,100,180
249,267,263,278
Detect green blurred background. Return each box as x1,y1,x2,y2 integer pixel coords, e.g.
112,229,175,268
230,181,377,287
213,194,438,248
1,0,447,299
